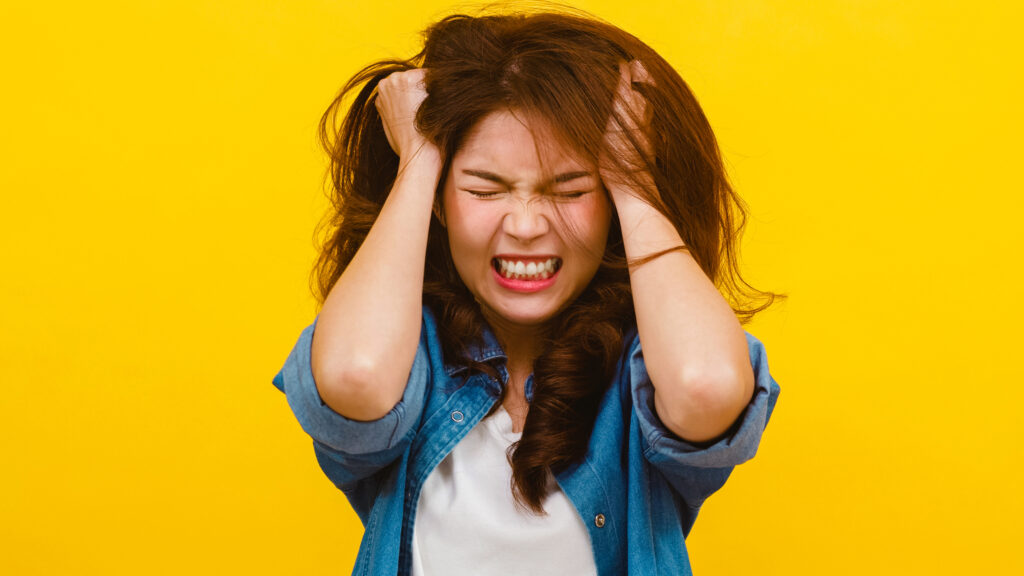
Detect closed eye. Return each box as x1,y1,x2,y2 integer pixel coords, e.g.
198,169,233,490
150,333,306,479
551,190,592,199
463,189,505,198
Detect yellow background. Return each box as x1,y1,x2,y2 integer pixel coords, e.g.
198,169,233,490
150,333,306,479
2,0,1021,574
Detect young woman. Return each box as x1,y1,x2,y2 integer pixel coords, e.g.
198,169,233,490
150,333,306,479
273,9,782,575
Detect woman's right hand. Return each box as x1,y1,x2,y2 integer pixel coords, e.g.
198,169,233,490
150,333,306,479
374,68,433,161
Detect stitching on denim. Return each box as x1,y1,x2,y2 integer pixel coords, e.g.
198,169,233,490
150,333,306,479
583,458,622,543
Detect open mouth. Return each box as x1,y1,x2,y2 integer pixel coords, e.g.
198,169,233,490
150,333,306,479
491,257,563,280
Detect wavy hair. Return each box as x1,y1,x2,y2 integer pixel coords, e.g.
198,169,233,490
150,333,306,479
312,8,781,514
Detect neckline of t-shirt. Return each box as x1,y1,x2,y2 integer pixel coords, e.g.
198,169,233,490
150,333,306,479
485,404,523,443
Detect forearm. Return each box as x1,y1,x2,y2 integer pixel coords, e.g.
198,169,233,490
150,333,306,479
615,192,754,443
312,148,443,420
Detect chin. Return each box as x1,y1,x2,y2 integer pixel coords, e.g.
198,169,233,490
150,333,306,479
483,299,564,328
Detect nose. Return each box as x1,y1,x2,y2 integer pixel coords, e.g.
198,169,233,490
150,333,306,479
502,194,550,244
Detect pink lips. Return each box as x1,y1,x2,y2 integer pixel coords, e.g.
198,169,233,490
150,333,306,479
492,265,559,293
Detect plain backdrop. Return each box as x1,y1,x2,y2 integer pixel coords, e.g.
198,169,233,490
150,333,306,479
2,0,1021,574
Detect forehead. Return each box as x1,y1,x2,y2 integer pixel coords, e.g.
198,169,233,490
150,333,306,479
453,109,591,176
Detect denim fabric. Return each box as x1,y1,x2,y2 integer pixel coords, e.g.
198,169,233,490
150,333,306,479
272,305,781,575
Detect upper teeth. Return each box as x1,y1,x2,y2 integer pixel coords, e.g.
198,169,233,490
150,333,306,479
498,258,559,278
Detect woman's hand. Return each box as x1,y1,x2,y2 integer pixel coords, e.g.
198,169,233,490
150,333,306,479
374,68,435,163
600,61,657,207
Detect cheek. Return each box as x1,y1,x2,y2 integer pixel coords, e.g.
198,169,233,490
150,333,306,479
452,193,509,227
571,199,613,250
445,201,500,266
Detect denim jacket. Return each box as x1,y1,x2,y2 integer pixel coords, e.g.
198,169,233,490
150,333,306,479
272,305,780,575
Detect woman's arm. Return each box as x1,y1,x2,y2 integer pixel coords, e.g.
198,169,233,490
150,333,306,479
602,63,754,444
311,69,442,421
614,198,754,443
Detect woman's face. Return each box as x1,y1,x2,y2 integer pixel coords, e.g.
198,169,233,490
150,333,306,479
441,109,612,331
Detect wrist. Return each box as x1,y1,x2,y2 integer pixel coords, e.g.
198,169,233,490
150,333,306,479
611,187,660,224
605,170,656,207
615,199,686,257
398,142,443,175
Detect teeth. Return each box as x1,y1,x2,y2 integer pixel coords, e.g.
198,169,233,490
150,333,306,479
495,258,561,280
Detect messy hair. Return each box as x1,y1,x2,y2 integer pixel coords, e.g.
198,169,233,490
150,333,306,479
313,7,781,513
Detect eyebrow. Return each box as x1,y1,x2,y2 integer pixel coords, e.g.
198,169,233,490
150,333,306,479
461,169,593,186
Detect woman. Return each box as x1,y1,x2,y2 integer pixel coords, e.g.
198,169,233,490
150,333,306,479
273,9,782,575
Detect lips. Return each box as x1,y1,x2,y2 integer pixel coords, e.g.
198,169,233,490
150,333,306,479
491,265,560,293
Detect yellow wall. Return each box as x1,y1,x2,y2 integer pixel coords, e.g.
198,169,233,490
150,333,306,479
2,1,1021,574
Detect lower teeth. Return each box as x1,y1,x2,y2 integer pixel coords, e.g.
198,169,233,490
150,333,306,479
506,271,551,280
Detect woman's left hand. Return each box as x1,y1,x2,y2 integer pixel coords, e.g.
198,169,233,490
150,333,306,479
600,60,657,207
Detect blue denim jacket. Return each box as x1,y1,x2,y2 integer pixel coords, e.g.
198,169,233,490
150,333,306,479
272,305,780,575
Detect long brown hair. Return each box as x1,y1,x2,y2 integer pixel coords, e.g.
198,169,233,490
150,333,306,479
313,8,781,514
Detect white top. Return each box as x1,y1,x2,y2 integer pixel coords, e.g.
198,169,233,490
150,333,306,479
410,405,598,576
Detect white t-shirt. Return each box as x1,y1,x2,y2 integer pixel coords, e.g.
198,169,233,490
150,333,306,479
410,405,598,576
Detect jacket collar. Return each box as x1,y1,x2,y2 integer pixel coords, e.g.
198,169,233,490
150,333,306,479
442,323,536,403
443,322,507,376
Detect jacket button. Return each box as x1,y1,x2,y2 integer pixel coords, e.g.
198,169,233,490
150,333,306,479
594,514,605,528
451,410,465,423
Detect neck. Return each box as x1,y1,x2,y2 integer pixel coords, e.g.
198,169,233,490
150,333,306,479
480,310,549,374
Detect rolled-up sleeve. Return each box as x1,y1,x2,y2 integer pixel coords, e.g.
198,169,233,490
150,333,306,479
630,331,781,506
272,317,429,459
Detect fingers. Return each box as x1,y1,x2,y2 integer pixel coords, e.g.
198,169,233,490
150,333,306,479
612,60,653,132
629,60,654,86
617,59,654,90
374,68,430,157
379,67,427,92
604,60,655,175
374,68,427,115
